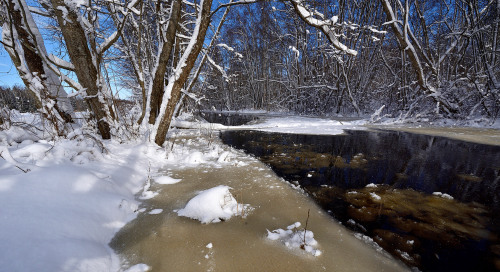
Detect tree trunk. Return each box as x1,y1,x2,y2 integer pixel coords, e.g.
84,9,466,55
148,0,182,124
50,0,112,139
1,0,74,132
153,0,213,146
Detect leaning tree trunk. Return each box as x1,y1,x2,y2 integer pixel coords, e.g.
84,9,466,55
147,0,182,125
1,0,74,134
50,0,112,139
152,0,213,146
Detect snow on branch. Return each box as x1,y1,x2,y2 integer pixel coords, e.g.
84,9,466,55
180,89,204,103
28,6,51,17
217,43,243,59
210,0,258,17
48,54,75,71
0,146,34,173
367,26,387,35
289,0,357,56
289,45,300,58
206,53,229,82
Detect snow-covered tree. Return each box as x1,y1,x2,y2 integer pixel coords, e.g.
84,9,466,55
1,0,74,135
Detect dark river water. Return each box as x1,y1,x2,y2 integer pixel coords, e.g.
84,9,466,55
199,111,260,126
219,129,500,272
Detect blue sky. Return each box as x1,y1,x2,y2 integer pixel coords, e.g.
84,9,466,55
0,49,24,87
0,0,235,93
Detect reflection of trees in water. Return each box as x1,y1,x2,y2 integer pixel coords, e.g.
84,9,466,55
221,130,500,206
200,112,260,126
220,129,500,272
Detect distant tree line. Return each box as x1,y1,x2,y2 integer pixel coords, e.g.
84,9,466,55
1,0,498,143
192,0,499,120
0,85,89,113
0,85,37,113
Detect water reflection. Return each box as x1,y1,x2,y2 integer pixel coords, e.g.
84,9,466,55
220,130,500,271
199,112,260,126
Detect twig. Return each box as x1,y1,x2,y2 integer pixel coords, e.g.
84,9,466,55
301,209,311,249
0,151,31,173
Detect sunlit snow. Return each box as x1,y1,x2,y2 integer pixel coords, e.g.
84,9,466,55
176,185,253,224
266,222,322,257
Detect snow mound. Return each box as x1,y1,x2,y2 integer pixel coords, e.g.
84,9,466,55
266,222,322,257
155,176,182,185
183,151,206,164
149,209,163,215
176,185,253,224
124,263,151,272
370,192,381,200
432,192,454,199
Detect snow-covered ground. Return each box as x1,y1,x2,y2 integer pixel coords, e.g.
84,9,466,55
174,113,368,135
0,131,170,271
242,116,368,135
0,111,180,271
176,111,500,145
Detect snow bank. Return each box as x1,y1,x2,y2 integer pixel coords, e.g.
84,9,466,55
172,112,367,136
0,127,169,271
176,185,252,224
266,222,322,257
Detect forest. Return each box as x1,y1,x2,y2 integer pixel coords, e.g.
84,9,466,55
0,0,499,145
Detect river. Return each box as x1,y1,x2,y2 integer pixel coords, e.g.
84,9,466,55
209,112,500,272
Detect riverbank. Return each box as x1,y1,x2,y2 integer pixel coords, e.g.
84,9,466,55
1,111,497,271
368,124,500,146
182,111,500,146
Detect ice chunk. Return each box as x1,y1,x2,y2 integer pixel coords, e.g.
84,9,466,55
370,192,381,200
432,192,454,199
